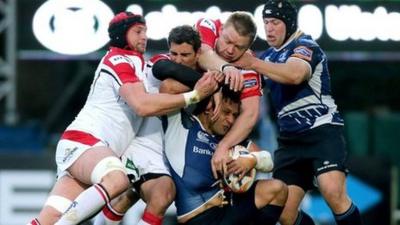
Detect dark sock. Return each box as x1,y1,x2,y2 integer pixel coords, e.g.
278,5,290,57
334,203,363,225
254,204,284,225
294,210,315,225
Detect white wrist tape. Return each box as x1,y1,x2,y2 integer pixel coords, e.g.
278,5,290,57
250,151,273,172
183,90,200,107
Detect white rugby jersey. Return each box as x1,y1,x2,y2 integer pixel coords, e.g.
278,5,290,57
129,53,172,155
61,47,146,157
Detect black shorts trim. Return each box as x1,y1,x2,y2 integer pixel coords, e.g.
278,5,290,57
132,173,170,193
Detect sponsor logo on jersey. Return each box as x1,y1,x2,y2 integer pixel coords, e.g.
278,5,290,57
193,146,213,156
243,78,257,88
125,158,140,178
62,147,78,163
293,46,313,61
209,142,217,150
109,55,130,65
278,50,289,62
196,131,209,143
199,19,216,33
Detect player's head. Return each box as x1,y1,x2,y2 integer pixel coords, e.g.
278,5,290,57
195,85,241,136
216,11,257,62
167,25,201,69
108,11,147,53
262,0,297,48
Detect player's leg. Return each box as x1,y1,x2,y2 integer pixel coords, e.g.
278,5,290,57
317,171,362,225
93,188,140,225
27,174,87,225
123,132,175,225
279,185,315,225
314,125,363,225
273,146,316,225
253,179,287,225
137,175,176,225
56,146,129,225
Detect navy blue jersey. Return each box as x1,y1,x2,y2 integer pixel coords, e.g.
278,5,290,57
259,31,343,134
164,110,250,219
164,110,221,218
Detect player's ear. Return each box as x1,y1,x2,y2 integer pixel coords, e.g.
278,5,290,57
218,25,223,36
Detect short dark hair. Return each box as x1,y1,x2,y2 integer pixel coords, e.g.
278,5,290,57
193,85,241,116
224,11,257,47
167,25,201,52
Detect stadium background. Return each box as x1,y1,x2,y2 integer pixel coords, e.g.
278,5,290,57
0,0,399,224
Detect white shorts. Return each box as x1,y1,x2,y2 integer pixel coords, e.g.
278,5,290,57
55,139,107,176
121,135,170,184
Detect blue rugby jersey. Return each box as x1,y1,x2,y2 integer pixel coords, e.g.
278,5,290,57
164,110,223,218
259,31,344,134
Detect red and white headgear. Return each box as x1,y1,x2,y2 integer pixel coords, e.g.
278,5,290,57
108,11,146,48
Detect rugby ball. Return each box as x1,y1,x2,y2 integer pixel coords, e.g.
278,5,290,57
223,145,256,193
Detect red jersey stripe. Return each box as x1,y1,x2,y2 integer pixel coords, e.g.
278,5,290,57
61,130,101,146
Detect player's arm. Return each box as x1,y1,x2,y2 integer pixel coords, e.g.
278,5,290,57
212,95,260,178
152,59,202,88
120,74,218,116
153,59,201,94
227,141,273,178
220,95,260,151
198,44,228,72
159,79,191,94
247,142,273,172
198,45,242,92
236,51,311,85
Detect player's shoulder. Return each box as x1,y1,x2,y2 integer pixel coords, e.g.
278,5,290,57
149,53,170,64
196,18,222,32
294,33,320,50
103,48,133,67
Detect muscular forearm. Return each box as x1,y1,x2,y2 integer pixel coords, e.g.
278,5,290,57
198,47,226,71
134,93,187,116
252,57,309,85
219,96,260,150
120,82,197,117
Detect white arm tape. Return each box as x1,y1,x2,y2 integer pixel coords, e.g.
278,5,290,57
183,90,200,107
250,151,273,172
45,195,73,213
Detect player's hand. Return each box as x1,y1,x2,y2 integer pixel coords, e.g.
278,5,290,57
227,155,256,180
222,66,243,92
211,91,222,122
194,73,219,100
211,144,232,179
212,70,225,84
232,51,255,70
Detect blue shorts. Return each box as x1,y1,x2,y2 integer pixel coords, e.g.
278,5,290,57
273,124,349,191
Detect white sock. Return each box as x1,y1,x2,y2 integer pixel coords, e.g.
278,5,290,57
55,184,110,225
137,219,151,225
92,203,124,225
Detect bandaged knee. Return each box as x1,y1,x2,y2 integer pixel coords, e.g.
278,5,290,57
91,156,126,184
250,151,273,172
45,195,73,213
